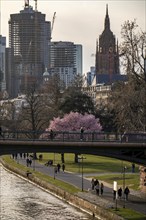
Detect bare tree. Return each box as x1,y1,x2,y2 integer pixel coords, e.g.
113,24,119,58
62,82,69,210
42,73,65,117
109,20,146,132
120,19,146,82
19,84,52,138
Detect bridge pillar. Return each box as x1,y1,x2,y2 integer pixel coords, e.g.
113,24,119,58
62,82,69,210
139,166,146,193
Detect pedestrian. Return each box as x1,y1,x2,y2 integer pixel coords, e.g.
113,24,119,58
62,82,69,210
50,129,54,140
29,159,32,166
95,182,100,195
100,182,104,195
26,158,29,167
91,178,95,190
124,186,130,200
80,127,84,140
94,179,99,186
57,163,61,172
118,187,122,199
62,163,65,172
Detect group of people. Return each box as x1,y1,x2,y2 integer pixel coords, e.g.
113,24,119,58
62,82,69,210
113,186,130,200
54,163,65,174
91,178,104,196
91,178,130,200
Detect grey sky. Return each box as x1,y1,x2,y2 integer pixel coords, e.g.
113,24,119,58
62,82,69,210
0,0,145,73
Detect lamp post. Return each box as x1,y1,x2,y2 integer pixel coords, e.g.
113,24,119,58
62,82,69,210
123,166,127,208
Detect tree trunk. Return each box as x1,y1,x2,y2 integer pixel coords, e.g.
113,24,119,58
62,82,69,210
61,153,65,163
74,153,79,163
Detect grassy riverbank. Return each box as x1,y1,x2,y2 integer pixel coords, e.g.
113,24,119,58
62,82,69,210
1,155,80,194
1,154,146,220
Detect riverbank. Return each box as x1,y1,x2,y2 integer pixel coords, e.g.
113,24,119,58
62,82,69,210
1,156,146,220
0,156,126,220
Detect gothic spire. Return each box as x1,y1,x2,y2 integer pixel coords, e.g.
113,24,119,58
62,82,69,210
104,4,110,30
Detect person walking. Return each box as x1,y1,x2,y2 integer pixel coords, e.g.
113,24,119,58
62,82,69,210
57,163,61,172
95,182,100,195
94,179,99,195
124,186,130,200
62,163,65,172
100,182,104,195
26,158,29,167
91,178,95,190
118,187,122,199
80,127,84,140
50,129,54,140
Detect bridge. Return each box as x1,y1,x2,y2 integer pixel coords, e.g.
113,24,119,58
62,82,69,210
0,130,146,165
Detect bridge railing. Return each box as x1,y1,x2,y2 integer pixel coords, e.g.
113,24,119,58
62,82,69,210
0,130,146,143
0,130,121,142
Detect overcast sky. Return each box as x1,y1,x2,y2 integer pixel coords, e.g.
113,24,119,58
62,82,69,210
0,0,145,73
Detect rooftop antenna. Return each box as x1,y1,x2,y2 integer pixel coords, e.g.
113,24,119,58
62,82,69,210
34,0,38,11
25,0,29,7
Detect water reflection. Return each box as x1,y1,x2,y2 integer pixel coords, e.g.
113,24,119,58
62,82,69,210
0,166,90,220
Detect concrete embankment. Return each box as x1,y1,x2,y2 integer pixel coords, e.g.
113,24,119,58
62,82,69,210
0,158,124,220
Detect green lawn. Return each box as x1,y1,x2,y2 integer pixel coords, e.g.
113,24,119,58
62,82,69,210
37,153,140,190
112,208,146,220
37,152,139,173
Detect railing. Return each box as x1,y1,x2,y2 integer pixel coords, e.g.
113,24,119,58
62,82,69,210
0,130,146,143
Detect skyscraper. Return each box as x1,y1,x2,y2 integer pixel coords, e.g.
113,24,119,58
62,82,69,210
8,0,51,97
0,35,6,92
49,41,82,87
95,5,120,84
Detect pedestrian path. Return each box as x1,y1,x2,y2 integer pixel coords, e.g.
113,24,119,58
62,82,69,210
18,157,146,215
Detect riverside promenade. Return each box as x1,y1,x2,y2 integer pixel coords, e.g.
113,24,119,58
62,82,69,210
16,157,146,216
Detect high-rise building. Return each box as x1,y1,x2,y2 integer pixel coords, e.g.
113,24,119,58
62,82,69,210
49,41,82,87
95,5,121,84
8,1,51,97
0,35,6,92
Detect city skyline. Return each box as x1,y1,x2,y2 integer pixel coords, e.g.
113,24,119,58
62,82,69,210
0,0,145,73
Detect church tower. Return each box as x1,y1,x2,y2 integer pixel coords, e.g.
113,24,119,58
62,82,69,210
95,5,120,82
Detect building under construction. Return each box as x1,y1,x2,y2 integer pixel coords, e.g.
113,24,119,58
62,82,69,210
8,0,51,97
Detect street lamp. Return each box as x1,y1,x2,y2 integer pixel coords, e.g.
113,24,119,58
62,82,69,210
123,166,127,208
78,155,86,191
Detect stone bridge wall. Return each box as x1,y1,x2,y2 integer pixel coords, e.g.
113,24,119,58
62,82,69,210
139,166,146,193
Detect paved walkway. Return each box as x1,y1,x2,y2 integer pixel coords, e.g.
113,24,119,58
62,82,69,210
17,157,146,216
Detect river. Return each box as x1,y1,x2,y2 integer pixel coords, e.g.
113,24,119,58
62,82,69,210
0,166,92,220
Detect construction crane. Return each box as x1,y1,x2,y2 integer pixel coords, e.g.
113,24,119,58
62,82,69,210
51,12,56,39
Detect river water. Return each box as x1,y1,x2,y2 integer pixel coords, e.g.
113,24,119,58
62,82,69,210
0,166,92,220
